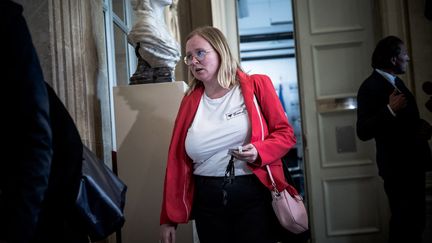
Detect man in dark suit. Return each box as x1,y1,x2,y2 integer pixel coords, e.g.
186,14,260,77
357,36,432,243
0,1,88,242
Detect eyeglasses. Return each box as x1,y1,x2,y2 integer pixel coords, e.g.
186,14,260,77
183,49,212,65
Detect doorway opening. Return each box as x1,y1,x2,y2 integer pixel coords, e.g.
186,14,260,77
236,0,306,198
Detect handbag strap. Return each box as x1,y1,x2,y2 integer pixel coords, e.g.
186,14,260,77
252,80,301,199
266,165,279,194
252,94,280,194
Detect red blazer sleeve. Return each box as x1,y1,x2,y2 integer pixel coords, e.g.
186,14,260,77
251,74,296,166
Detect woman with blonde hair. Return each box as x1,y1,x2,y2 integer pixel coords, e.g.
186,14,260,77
160,26,297,243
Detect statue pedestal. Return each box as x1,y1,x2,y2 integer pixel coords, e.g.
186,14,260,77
113,81,193,243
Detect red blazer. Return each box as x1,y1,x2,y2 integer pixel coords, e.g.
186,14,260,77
160,70,297,224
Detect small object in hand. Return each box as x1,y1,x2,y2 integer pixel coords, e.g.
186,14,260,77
228,146,243,155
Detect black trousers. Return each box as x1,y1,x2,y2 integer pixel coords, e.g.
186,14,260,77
193,175,310,243
193,175,280,243
383,173,426,243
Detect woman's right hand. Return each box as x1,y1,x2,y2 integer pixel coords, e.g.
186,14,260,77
160,224,176,243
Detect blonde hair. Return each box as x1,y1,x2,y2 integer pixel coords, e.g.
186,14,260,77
185,26,242,92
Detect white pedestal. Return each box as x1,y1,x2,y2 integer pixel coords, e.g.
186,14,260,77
113,81,193,243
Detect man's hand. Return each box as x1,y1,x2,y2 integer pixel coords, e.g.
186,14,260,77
389,89,407,112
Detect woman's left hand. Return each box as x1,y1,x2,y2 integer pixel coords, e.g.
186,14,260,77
232,143,258,163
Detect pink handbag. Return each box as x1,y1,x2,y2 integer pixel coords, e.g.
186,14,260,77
266,165,309,234
251,90,308,233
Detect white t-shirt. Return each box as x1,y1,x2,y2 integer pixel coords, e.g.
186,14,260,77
185,85,252,176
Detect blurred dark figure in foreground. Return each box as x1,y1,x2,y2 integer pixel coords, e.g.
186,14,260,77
0,1,88,242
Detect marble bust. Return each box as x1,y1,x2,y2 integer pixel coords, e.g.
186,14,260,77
127,0,181,84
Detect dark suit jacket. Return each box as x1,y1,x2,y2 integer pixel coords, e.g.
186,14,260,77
0,1,53,242
356,70,431,179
